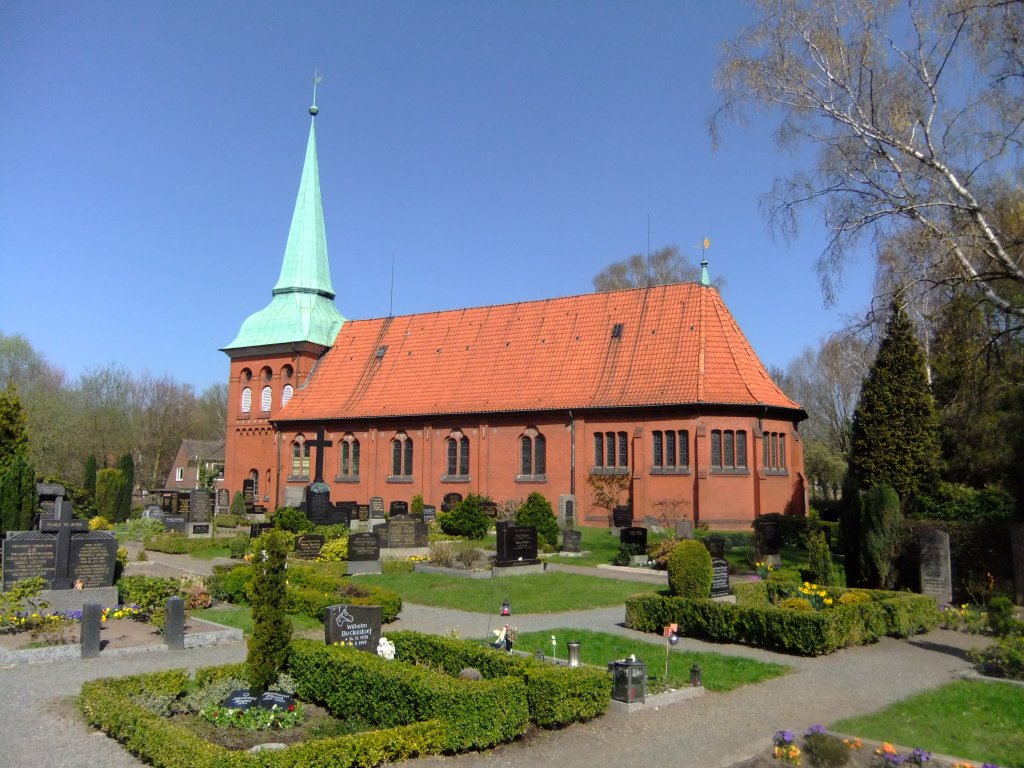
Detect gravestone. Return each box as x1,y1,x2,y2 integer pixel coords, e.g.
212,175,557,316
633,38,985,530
710,558,730,598
164,515,188,535
369,496,385,519
441,492,463,512
377,515,428,549
225,690,260,710
242,479,256,515
324,604,382,651
753,517,782,557
176,490,192,518
675,519,694,539
189,522,212,538
612,506,632,528
217,488,230,510
389,500,409,517
333,501,357,526
558,494,576,528
919,529,952,605
347,531,382,575
249,522,273,539
294,534,325,560
258,691,295,711
620,526,648,551
481,500,498,518
190,489,213,523
422,505,437,524
3,493,116,591
303,484,330,525
35,483,65,525
160,492,176,515
142,506,164,521
562,529,582,553
165,596,185,650
703,536,726,561
495,522,540,567
357,504,370,522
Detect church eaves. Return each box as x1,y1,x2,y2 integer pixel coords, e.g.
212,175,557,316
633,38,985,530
223,103,345,352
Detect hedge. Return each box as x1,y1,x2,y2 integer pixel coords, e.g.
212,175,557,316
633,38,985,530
143,533,247,555
288,639,527,751
386,630,610,727
80,666,447,768
625,585,938,656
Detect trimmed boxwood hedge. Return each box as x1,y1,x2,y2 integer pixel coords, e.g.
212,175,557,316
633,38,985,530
386,630,610,727
144,533,247,555
625,585,938,656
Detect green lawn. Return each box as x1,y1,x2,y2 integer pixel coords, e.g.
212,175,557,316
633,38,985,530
511,628,789,692
358,571,658,613
545,526,675,567
189,546,233,560
832,679,1024,768
193,604,323,634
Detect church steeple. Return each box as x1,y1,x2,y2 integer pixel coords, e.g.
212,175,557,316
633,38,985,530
223,95,345,352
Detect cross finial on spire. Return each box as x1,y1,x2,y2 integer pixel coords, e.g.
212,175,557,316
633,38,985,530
310,70,323,116
698,237,711,286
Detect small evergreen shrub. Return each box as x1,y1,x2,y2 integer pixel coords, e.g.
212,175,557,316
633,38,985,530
970,634,1024,680
806,530,836,586
778,597,813,612
313,523,351,541
246,530,292,692
272,506,313,533
229,491,247,517
317,537,349,562
647,537,679,570
667,540,713,598
837,590,871,606
613,542,647,566
411,494,424,517
860,484,904,589
437,494,492,539
803,729,850,767
987,595,1020,637
514,492,559,546
213,514,245,528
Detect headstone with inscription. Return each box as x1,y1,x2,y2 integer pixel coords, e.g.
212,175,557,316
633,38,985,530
675,519,694,539
242,479,256,515
176,490,192,519
919,529,952,605
481,500,498,518
558,494,576,528
612,505,632,528
377,515,428,549
333,501,357,527
562,529,582,553
164,515,188,535
347,531,382,575
190,489,213,523
441,492,463,512
304,482,332,525
422,505,437,524
258,691,295,711
369,496,385,519
495,522,540,567
620,526,648,551
217,488,230,511
710,557,730,598
357,504,370,522
35,483,65,526
753,517,782,558
324,604,382,651
389,500,408,517
161,492,176,515
294,534,325,560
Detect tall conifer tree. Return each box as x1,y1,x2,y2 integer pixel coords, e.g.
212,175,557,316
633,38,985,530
83,455,98,498
849,303,941,499
116,453,134,522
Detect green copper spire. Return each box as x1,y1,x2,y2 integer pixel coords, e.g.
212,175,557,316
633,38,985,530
224,95,345,352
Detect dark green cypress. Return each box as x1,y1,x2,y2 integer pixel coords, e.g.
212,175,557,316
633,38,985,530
849,303,941,499
246,530,292,692
116,453,134,522
83,455,98,499
859,484,904,589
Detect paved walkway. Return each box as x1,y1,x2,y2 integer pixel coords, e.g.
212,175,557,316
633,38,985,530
0,550,996,768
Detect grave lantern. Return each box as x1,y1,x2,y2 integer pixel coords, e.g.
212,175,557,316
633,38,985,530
610,658,646,704
690,662,702,687
567,640,581,667
500,599,511,616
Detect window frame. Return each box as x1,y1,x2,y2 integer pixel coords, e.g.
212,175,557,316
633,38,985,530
517,428,547,482
290,437,310,480
711,429,747,474
388,433,414,482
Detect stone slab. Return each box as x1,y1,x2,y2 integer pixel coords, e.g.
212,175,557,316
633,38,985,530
492,562,546,577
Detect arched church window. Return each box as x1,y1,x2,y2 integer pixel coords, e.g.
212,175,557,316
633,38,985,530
241,387,252,413
261,366,273,382
339,434,360,478
261,386,272,412
518,427,546,479
290,435,310,478
281,364,293,380
444,431,470,480
390,433,413,478
282,384,293,407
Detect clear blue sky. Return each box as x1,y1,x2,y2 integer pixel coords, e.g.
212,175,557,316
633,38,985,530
0,1,874,392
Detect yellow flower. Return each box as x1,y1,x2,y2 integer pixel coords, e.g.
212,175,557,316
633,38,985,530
823,597,833,606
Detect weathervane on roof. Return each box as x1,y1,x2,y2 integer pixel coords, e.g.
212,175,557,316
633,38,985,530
697,238,711,286
310,70,323,116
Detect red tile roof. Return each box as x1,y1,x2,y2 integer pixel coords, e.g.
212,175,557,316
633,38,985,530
277,283,802,421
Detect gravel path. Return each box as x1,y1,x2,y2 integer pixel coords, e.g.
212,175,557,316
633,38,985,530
1,550,996,768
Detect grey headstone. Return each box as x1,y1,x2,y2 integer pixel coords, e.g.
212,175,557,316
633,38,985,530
188,522,213,538
164,515,188,534
703,536,726,560
377,515,428,549
68,533,118,587
190,489,213,523
369,497,385,519
558,494,576,528
675,519,694,539
81,602,102,659
919,529,952,605
324,604,382,651
347,532,380,561
165,596,185,650
562,529,582,553
422,505,437,523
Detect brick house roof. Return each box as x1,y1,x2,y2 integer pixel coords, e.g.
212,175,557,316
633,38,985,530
276,282,802,422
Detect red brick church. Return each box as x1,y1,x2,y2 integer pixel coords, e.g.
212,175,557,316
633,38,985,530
222,103,807,529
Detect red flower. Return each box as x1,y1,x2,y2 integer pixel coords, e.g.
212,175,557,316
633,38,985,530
288,704,295,712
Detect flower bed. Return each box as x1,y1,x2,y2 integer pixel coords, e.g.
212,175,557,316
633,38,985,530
625,584,938,655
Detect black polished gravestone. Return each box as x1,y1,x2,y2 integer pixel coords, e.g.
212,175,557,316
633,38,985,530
369,497,385,519
619,526,648,550
189,489,213,523
389,500,409,517
176,490,192,518
3,496,116,591
334,501,357,526
703,536,726,561
481,500,498,518
441,492,463,512
161,491,177,515
612,506,632,528
294,534,325,560
242,479,256,515
258,691,295,711
249,522,273,539
164,515,188,535
753,517,782,556
495,522,540,566
304,482,332,525
377,515,428,549
324,604,382,651
422,505,437,524
347,532,380,561
710,557,730,598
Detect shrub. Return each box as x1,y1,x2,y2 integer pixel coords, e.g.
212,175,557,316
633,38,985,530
987,595,1020,637
667,540,713,598
117,575,182,615
89,515,112,530
514,492,559,546
803,729,850,767
455,542,478,568
767,567,804,584
246,530,291,692
906,482,1015,522
648,537,679,570
317,537,349,562
779,597,813,612
970,634,1024,680
437,494,491,539
613,542,646,566
144,532,247,555
837,590,871,606
229,490,247,517
860,484,904,589
213,514,245,528
313,523,350,541
428,541,457,567
228,537,248,559
411,494,424,517
273,506,314,533
806,530,836,586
